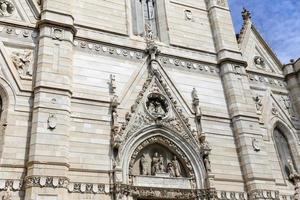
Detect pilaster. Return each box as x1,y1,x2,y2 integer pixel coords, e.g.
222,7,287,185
25,0,75,199
207,1,277,198
283,59,300,116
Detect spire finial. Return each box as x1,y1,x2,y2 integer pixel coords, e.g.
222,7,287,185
242,7,251,21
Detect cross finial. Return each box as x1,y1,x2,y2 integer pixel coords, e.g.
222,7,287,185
242,7,251,21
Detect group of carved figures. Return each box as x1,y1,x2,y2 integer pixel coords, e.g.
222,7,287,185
140,153,182,177
0,0,14,17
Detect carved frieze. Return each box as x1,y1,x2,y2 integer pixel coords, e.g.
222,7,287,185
0,0,14,17
159,56,219,75
216,190,247,200
248,189,279,200
0,25,37,39
68,182,105,194
24,176,69,189
74,40,145,61
248,73,286,89
0,179,22,191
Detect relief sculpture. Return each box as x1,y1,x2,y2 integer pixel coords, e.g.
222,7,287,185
11,50,33,78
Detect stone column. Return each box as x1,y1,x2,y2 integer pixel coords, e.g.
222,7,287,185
25,0,75,199
206,1,277,198
283,59,300,116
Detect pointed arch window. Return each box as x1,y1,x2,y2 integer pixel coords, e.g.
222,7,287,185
132,0,158,37
274,128,294,178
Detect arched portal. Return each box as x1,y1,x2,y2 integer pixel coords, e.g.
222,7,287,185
116,127,207,200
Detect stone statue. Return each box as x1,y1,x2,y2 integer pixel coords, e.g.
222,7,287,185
199,133,212,173
112,110,118,126
172,156,181,177
204,156,211,173
158,154,165,172
151,152,160,175
148,101,156,114
253,95,263,114
167,163,175,177
2,187,12,200
155,102,165,116
112,126,122,150
140,154,149,175
192,88,199,102
11,50,33,77
288,159,299,180
191,88,201,117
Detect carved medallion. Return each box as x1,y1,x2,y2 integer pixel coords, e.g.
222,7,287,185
146,93,169,120
0,0,14,17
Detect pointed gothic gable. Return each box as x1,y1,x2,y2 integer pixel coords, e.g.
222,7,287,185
238,21,283,76
113,59,200,155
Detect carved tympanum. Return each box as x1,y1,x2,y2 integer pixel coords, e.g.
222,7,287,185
130,141,191,178
0,0,14,17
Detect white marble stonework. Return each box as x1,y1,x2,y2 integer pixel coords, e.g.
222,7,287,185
0,1,298,200
133,175,192,189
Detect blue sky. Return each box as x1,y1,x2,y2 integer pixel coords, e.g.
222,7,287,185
228,0,300,64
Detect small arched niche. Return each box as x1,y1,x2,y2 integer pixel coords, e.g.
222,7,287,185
128,136,195,189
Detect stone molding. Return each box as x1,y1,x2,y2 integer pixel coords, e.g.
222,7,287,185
0,179,287,200
23,176,106,194
24,176,69,189
0,24,37,40
0,179,22,191
74,39,145,61
248,189,280,200
74,39,219,76
248,73,286,89
67,182,106,194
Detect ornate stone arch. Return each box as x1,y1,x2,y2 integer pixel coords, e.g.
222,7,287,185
271,119,300,178
118,127,207,189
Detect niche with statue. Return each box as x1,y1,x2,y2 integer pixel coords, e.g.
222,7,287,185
129,139,195,189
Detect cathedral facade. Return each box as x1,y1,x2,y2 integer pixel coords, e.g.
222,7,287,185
0,0,299,199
